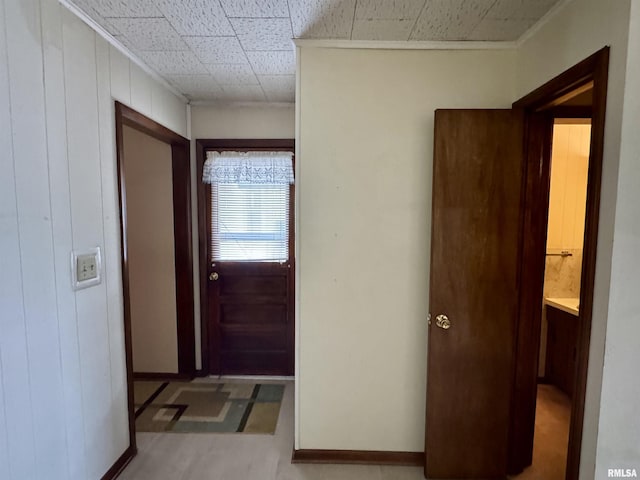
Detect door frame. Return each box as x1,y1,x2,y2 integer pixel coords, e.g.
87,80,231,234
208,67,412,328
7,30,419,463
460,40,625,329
508,47,609,479
195,138,296,376
115,102,195,450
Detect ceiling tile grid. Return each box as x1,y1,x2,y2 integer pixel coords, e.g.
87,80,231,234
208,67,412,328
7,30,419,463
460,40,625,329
219,0,290,18
246,51,296,75
182,36,249,65
230,18,294,51
105,18,189,51
69,0,562,103
288,0,357,39
206,64,260,86
156,0,235,36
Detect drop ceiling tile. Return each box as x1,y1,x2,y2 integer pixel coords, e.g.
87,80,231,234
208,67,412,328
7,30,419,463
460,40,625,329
183,36,249,64
166,74,223,95
289,0,357,38
70,1,118,33
352,19,415,40
205,64,259,85
113,35,141,55
138,51,209,75
219,85,266,102
258,74,295,102
229,18,294,51
72,0,161,18
106,18,188,51
355,0,425,20
219,0,289,18
486,0,560,20
247,51,296,75
156,0,234,36
410,0,496,40
468,17,537,41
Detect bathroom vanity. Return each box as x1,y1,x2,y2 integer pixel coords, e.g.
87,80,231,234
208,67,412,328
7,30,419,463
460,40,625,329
544,298,580,397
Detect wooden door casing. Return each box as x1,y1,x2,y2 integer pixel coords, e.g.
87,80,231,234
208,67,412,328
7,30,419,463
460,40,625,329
425,110,525,479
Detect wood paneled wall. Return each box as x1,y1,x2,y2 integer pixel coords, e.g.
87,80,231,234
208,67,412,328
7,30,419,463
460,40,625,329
0,1,188,479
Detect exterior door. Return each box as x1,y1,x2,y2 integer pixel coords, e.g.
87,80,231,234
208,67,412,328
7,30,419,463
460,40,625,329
202,143,295,376
425,110,524,478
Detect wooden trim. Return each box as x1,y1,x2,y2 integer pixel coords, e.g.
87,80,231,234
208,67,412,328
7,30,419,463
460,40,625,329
133,372,194,381
508,47,610,480
291,449,424,466
551,106,593,119
114,103,136,453
171,141,196,375
115,102,195,450
566,45,609,480
118,102,187,145
195,139,295,376
512,51,603,110
100,445,135,480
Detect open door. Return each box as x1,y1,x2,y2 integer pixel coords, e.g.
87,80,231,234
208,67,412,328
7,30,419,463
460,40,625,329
425,110,524,478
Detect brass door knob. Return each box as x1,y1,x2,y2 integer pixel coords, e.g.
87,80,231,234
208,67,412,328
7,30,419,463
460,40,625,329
209,272,219,281
435,314,451,330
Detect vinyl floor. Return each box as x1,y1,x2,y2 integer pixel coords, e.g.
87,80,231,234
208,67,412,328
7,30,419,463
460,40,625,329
119,380,570,480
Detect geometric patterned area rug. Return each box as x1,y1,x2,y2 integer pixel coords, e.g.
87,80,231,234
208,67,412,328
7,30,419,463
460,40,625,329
134,381,284,434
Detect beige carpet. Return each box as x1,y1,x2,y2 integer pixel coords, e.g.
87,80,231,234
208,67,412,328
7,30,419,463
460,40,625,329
134,380,284,434
511,384,571,480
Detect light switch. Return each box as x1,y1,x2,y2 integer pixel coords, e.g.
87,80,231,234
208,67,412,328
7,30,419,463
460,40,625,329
77,253,98,282
71,247,102,290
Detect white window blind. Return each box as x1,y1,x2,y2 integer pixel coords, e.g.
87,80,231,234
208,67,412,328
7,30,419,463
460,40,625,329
211,184,289,262
204,151,293,262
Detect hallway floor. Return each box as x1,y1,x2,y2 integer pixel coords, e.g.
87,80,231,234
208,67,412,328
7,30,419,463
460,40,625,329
511,384,572,480
118,379,424,480
118,380,570,480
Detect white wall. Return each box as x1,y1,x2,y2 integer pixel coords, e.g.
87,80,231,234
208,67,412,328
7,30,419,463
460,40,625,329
189,104,295,369
516,0,634,477
296,47,516,451
191,104,295,139
0,0,188,478
593,0,640,476
123,126,179,374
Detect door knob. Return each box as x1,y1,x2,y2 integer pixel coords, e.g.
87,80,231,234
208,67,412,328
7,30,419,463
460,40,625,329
435,314,451,330
209,272,219,281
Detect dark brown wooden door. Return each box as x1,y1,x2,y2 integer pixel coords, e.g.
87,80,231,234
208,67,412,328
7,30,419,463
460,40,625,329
208,261,293,375
425,110,524,479
200,141,296,377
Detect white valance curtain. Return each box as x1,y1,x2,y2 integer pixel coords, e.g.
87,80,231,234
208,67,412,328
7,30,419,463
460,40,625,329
203,151,294,184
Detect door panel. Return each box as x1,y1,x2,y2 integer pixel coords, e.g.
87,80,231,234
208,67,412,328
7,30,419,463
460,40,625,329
425,110,524,479
208,262,293,375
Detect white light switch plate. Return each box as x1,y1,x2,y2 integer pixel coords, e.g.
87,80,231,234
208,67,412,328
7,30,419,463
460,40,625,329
71,247,102,290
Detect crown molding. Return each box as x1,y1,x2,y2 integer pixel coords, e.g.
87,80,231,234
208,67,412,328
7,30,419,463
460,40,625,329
189,100,294,108
58,0,189,103
293,38,518,50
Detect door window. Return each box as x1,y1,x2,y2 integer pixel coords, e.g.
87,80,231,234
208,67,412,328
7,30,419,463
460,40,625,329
211,183,289,262
203,150,294,263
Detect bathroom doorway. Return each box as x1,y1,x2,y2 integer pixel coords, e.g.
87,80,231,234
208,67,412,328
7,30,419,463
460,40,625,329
516,116,592,480
508,47,609,480
508,48,608,480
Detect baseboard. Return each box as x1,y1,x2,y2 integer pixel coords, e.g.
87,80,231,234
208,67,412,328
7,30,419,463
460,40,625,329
133,371,193,380
101,445,136,480
291,449,424,466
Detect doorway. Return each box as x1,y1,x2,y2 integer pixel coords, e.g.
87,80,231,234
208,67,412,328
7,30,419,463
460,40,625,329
115,102,194,450
196,139,295,377
512,115,592,480
424,48,608,480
